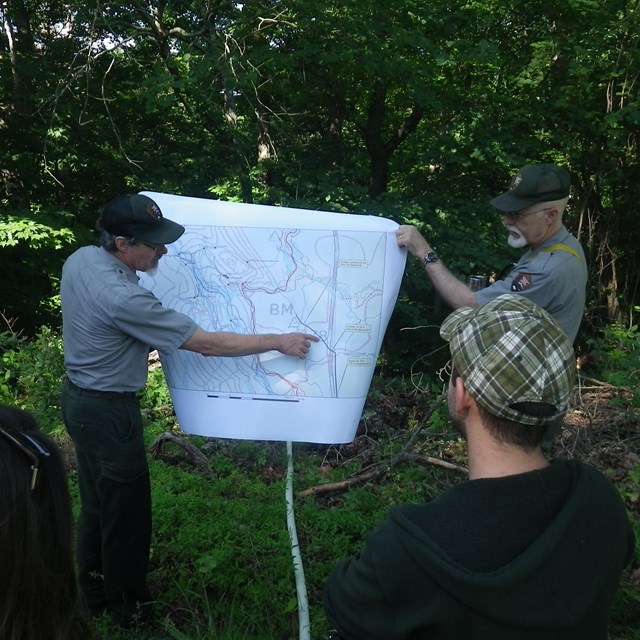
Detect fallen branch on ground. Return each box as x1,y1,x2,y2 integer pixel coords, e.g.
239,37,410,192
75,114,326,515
297,392,467,498
297,470,385,498
148,431,214,477
578,376,634,394
391,452,467,474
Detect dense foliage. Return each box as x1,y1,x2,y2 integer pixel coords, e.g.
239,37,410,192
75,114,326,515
1,5,639,635
1,0,639,365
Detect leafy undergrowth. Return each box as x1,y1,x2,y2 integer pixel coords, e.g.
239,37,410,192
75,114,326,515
56,374,640,640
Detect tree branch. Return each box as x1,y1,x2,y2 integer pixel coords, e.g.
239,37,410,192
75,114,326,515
148,432,215,477
296,393,466,498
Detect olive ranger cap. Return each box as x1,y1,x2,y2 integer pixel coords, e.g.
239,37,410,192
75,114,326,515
490,163,571,212
98,194,185,245
440,294,576,426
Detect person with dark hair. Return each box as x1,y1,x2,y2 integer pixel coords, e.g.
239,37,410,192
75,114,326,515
396,164,587,343
0,405,93,640
60,193,319,628
324,295,635,640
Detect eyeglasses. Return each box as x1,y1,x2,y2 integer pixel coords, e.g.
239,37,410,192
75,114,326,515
0,427,51,491
134,239,163,251
505,207,554,221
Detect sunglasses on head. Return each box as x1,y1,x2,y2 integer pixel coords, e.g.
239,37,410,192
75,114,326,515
0,427,51,491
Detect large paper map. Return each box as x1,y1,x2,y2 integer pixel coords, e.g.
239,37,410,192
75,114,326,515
139,192,407,443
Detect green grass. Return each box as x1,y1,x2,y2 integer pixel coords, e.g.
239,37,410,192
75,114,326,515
77,408,639,639
83,408,639,640
1,331,637,639
76,411,458,639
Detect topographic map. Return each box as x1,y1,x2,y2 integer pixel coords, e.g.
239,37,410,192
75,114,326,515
140,193,406,443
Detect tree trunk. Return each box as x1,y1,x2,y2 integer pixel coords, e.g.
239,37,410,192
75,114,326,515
363,79,425,198
1,0,36,206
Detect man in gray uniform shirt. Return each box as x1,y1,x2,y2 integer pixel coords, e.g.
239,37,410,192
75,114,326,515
395,164,587,343
60,193,318,628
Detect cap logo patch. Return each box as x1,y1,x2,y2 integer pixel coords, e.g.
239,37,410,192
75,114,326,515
145,202,163,220
509,173,523,191
511,272,532,292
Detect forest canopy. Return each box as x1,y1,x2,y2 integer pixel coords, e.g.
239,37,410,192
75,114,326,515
1,0,639,369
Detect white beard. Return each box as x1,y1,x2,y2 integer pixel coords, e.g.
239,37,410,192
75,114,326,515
506,226,528,249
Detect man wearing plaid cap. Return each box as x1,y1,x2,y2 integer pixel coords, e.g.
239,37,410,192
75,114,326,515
324,295,634,640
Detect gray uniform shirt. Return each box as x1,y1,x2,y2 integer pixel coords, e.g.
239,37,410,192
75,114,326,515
61,245,198,392
475,226,587,342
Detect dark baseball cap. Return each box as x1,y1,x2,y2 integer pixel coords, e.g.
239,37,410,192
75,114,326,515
490,164,571,212
98,194,185,244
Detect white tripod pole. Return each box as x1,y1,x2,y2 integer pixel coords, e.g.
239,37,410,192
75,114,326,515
286,440,311,640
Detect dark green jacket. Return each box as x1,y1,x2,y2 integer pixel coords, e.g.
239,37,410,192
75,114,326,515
324,459,635,639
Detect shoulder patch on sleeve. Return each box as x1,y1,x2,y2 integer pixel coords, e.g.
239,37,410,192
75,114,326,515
511,272,533,292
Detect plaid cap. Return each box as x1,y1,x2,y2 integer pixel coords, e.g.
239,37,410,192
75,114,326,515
489,164,571,212
440,295,576,425
98,194,185,245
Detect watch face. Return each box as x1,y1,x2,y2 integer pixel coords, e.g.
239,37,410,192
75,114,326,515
423,252,438,264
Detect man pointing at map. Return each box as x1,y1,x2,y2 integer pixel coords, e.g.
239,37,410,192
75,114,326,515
60,193,318,628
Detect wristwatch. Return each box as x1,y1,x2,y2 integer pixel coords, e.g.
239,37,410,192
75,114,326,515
421,251,439,267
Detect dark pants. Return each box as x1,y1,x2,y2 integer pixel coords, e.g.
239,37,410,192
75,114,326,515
61,378,152,626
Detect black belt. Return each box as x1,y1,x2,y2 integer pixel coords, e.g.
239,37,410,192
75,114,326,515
66,378,138,400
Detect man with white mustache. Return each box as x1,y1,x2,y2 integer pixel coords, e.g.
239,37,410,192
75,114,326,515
396,164,587,343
